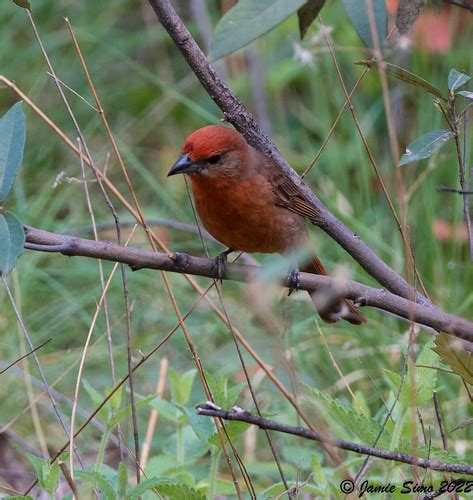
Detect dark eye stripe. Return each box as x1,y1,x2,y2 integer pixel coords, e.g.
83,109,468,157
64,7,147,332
207,154,222,164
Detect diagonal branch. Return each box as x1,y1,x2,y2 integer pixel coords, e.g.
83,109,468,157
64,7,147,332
196,404,473,476
147,0,432,309
24,226,473,342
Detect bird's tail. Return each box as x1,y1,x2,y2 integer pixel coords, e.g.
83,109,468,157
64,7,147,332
301,255,367,325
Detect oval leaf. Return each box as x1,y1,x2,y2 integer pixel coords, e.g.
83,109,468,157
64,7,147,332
342,0,386,49
399,130,453,166
448,68,471,91
13,0,31,9
433,333,473,385
298,0,326,39
209,0,307,61
396,0,427,35
355,60,445,99
0,102,25,203
0,211,25,276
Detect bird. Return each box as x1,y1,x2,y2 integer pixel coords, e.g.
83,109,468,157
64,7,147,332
168,125,366,325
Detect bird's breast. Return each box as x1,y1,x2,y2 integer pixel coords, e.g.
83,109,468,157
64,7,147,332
190,173,305,253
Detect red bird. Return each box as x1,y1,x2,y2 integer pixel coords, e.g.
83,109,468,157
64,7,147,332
168,125,366,325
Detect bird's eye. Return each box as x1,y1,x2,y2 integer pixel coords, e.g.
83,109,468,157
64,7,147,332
207,154,222,165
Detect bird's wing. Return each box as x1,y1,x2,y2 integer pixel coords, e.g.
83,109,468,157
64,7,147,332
272,174,320,223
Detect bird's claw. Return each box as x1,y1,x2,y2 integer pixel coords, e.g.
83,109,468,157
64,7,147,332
214,249,232,283
287,268,300,296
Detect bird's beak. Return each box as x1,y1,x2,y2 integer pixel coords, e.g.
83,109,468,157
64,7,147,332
167,153,200,176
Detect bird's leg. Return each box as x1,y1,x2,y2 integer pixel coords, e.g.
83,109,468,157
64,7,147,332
286,266,300,296
214,248,233,283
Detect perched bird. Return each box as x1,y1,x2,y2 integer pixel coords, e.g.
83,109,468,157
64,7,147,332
168,125,366,325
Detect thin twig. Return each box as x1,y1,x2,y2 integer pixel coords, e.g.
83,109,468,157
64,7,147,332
27,8,140,480
78,139,117,388
185,177,294,490
140,356,169,470
1,362,127,450
68,227,135,480
2,276,85,469
65,17,245,486
59,461,79,499
0,338,52,375
320,13,428,300
437,186,473,195
449,95,473,261
354,344,412,485
196,404,473,476
433,391,449,453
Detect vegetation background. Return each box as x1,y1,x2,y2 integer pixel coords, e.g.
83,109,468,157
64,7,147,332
0,0,472,497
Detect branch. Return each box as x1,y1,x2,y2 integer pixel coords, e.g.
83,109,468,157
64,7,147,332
196,404,473,476
147,0,432,309
24,226,473,342
437,186,473,195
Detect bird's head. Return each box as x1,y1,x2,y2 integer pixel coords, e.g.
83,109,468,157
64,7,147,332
168,125,250,179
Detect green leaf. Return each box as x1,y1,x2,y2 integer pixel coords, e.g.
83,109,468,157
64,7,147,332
433,332,473,384
399,130,453,166
174,403,215,445
305,385,393,448
0,102,25,203
384,344,439,407
261,482,323,497
342,0,386,49
109,394,157,428
149,397,180,422
26,453,46,489
82,379,108,423
415,341,439,405
169,367,197,405
311,453,326,486
297,0,326,39
12,0,31,9
204,371,244,409
0,211,25,277
448,69,471,91
117,462,128,498
44,463,60,496
127,478,205,500
208,0,307,61
208,419,250,449
354,60,445,99
163,425,209,462
145,455,180,477
197,478,236,496
458,90,473,99
104,386,122,412
396,0,427,35
26,453,59,495
75,470,115,500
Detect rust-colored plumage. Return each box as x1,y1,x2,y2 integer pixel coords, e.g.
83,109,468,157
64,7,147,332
169,125,366,325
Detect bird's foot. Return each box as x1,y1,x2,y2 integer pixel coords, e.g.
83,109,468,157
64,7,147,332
214,248,233,283
286,267,300,296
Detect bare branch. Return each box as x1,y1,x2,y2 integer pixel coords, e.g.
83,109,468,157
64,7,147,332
196,404,473,476
24,225,473,342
